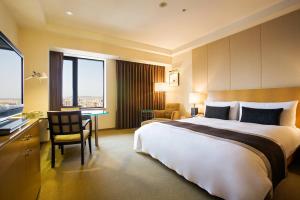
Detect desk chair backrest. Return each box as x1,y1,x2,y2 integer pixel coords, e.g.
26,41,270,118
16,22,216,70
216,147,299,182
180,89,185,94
61,107,92,120
47,111,83,139
61,107,81,111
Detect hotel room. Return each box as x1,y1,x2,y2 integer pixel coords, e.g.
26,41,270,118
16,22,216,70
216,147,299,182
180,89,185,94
0,0,300,200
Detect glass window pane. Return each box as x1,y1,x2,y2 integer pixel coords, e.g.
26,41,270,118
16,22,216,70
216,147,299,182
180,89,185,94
78,59,104,107
62,60,73,106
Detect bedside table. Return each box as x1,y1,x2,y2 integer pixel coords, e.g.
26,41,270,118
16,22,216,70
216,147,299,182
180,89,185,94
196,113,204,117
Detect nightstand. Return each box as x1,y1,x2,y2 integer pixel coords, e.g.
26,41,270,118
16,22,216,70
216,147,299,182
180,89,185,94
196,113,204,117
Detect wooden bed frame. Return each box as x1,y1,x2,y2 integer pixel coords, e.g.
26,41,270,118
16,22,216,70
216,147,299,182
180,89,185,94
207,87,300,165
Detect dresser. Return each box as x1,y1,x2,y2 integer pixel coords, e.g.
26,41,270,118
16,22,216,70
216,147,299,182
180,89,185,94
0,119,41,200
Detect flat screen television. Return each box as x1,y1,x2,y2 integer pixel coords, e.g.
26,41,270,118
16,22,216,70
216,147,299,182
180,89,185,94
0,32,24,122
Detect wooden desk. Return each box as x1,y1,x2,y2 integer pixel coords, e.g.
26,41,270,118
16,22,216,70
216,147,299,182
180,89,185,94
0,119,41,200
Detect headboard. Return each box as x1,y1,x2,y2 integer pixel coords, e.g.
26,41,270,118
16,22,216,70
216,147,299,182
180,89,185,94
207,87,300,127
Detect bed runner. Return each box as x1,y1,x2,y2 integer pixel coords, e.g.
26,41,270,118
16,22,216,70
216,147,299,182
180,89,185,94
161,121,286,187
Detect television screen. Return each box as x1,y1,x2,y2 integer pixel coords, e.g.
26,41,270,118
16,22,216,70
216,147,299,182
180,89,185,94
0,33,23,121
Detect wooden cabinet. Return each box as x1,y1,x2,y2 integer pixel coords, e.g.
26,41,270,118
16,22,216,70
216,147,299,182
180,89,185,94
0,120,41,200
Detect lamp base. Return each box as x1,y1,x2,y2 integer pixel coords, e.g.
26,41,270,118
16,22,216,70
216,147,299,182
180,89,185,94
191,107,198,117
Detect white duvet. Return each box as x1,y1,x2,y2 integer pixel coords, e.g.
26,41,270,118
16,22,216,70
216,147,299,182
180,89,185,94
134,117,300,200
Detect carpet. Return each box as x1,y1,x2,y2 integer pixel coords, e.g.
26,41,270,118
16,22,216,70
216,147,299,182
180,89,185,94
38,129,300,200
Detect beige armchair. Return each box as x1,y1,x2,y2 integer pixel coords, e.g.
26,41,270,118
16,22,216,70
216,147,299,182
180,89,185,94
153,103,180,120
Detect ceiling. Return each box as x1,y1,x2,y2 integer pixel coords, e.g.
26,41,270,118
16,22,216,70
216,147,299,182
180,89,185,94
2,0,300,55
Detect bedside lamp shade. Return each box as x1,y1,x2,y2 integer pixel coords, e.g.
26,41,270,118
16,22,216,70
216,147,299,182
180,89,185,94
189,92,206,117
155,82,167,92
189,92,201,105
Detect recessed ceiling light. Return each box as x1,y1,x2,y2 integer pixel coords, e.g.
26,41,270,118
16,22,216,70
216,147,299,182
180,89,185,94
182,8,187,12
159,2,167,8
66,11,73,16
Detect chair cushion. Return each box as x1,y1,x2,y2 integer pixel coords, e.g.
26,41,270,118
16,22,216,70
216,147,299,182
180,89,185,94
153,110,166,118
165,103,180,111
164,111,173,119
54,130,90,143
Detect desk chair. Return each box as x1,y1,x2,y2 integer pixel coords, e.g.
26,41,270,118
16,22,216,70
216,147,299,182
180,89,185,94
47,111,92,167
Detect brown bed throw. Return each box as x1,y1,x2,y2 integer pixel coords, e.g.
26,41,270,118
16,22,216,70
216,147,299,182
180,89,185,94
162,121,286,188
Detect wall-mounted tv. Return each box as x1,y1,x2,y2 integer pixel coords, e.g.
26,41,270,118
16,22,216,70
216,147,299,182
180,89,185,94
0,32,24,122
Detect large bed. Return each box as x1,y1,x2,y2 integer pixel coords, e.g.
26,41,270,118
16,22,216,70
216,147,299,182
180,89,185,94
133,87,300,200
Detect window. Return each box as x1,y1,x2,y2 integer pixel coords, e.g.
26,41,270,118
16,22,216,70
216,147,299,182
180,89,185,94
62,59,73,106
62,56,105,108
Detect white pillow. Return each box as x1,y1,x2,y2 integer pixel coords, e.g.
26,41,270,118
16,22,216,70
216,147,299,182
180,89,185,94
239,101,298,127
205,101,239,120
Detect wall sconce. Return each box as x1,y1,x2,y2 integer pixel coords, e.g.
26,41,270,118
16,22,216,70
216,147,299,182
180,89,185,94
25,71,48,80
155,82,168,92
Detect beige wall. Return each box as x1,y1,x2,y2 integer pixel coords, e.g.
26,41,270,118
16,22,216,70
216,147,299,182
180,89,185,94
192,9,300,92
0,2,18,45
166,50,192,116
18,27,171,129
101,59,117,129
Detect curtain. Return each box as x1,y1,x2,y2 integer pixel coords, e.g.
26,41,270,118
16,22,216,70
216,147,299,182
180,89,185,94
116,60,165,128
49,51,64,111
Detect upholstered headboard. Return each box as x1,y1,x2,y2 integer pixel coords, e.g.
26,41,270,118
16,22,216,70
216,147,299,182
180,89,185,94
207,87,300,127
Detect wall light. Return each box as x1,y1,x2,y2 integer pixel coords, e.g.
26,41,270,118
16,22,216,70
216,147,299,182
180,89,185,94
25,71,48,80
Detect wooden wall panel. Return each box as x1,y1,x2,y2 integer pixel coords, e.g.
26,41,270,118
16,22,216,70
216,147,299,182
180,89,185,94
207,38,230,91
207,87,300,127
192,45,207,92
230,26,261,90
192,10,300,92
261,10,300,88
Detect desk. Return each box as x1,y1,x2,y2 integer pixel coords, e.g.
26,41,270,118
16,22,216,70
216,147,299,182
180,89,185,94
39,110,108,147
82,110,108,147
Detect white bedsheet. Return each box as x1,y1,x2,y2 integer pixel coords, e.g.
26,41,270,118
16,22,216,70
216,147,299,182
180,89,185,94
134,117,300,200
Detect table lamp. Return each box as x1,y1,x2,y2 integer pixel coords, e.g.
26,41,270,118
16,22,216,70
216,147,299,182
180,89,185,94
189,92,202,117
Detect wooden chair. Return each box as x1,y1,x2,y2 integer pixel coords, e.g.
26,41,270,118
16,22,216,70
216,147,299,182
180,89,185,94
47,111,92,167
61,107,92,120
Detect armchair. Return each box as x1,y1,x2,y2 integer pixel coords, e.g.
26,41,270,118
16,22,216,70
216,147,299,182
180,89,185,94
153,103,180,120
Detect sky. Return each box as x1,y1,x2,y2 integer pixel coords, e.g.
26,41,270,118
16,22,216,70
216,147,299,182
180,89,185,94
63,58,104,98
0,49,22,99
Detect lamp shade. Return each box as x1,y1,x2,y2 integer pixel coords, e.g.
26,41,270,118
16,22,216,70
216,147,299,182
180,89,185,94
189,92,202,104
155,82,167,92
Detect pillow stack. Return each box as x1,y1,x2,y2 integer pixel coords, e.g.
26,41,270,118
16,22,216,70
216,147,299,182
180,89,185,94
204,100,298,127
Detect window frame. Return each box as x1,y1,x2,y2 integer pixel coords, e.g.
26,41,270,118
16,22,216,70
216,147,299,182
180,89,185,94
62,56,105,109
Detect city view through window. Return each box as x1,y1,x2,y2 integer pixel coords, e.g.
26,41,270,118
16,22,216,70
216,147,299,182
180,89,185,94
62,58,104,108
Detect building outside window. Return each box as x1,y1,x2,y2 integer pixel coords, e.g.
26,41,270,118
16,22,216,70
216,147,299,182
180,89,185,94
62,56,105,108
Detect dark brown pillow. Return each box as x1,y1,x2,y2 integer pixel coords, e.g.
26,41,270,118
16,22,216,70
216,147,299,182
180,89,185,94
205,106,230,120
240,107,283,125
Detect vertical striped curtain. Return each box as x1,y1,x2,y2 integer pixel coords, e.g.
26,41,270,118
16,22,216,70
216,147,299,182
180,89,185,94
116,60,165,128
49,51,64,111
